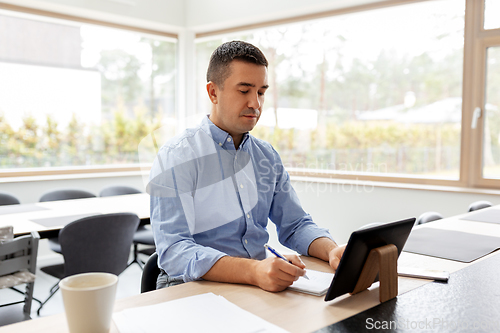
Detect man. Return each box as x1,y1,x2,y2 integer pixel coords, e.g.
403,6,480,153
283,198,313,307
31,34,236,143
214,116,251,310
149,40,345,292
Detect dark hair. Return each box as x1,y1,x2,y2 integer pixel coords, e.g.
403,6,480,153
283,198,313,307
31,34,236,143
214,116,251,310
206,40,268,88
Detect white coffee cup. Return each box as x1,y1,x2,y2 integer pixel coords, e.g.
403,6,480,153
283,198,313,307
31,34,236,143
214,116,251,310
60,272,118,333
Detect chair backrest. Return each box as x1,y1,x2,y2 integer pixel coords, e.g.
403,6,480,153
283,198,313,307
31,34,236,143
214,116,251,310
0,231,39,278
141,252,160,293
59,213,139,277
0,192,20,206
99,186,142,197
416,211,443,225
39,189,96,202
468,200,492,212
357,222,382,230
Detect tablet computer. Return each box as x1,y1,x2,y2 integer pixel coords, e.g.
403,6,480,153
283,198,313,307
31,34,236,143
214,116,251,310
324,217,415,302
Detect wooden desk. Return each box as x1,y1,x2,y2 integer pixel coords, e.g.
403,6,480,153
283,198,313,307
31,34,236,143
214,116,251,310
0,256,419,333
0,193,150,238
2,207,500,332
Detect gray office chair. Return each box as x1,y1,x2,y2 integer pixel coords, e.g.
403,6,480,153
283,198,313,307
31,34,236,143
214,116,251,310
128,227,156,270
0,192,20,206
99,185,142,197
38,189,96,254
0,231,39,323
468,201,492,212
99,185,155,269
141,252,160,293
357,222,382,230
416,211,443,225
37,213,139,315
39,188,96,203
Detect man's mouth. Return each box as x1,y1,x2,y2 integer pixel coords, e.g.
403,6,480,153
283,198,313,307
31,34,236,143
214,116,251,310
242,111,259,118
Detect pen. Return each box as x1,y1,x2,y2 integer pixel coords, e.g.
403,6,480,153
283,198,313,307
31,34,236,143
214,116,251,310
264,244,309,280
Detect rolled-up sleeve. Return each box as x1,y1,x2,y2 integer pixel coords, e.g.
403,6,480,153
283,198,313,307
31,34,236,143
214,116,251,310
268,151,333,256
150,195,226,282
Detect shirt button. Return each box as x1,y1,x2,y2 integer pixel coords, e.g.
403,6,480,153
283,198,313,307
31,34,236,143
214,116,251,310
245,239,248,244
227,137,232,142
247,213,250,219
240,184,244,189
219,142,222,146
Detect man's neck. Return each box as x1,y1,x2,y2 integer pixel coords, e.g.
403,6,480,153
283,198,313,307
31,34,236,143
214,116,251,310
208,114,244,149
232,134,244,150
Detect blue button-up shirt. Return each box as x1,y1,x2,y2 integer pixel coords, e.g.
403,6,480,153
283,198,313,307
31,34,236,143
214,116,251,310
149,116,333,282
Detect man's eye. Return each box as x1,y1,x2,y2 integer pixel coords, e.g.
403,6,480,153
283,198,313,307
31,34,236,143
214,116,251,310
240,90,249,94
258,91,265,96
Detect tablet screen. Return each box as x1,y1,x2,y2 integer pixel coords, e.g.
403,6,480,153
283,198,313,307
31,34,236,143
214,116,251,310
324,217,415,302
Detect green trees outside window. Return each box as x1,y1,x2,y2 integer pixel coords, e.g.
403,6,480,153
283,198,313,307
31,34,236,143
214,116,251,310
0,14,176,169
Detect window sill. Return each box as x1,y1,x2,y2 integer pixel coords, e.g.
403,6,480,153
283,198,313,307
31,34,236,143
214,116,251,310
290,175,500,196
0,169,149,184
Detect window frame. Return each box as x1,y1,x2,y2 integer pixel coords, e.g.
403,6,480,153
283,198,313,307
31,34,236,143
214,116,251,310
467,0,500,189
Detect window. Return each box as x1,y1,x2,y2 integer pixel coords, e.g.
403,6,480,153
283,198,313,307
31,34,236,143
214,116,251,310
196,0,465,182
484,0,500,30
483,46,500,179
0,10,176,172
2,0,498,189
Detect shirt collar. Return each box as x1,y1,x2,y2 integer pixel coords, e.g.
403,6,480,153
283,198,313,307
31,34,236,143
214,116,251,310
202,115,250,150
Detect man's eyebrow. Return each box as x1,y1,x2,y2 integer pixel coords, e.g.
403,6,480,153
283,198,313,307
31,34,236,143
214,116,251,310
237,82,269,89
237,82,255,87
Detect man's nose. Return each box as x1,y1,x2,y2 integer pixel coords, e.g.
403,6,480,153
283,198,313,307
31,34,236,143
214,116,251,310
248,92,261,110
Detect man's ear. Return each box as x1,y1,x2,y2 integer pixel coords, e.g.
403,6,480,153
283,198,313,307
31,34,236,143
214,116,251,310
206,82,218,104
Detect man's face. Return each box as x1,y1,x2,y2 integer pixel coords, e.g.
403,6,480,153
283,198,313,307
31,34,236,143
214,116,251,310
207,60,269,141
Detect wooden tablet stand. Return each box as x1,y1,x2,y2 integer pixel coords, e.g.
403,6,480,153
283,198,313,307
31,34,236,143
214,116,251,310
350,244,398,303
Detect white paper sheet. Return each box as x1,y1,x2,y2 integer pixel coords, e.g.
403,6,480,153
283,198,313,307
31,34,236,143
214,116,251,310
113,292,289,333
288,269,334,296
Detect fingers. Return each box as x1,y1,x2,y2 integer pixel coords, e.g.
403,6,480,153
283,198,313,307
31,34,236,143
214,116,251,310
256,257,307,292
329,245,346,270
276,256,306,280
285,254,306,269
330,256,341,270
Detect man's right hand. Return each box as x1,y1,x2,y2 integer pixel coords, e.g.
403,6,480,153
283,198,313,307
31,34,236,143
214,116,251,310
253,255,306,292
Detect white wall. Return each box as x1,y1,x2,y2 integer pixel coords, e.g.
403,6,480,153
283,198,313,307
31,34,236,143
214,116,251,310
2,0,389,33
291,180,500,244
185,0,387,32
0,0,185,32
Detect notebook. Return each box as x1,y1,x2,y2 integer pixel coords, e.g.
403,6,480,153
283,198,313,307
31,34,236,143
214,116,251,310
288,269,334,296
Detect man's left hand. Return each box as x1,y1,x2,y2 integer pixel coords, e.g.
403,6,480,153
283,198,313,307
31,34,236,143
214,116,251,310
328,244,346,270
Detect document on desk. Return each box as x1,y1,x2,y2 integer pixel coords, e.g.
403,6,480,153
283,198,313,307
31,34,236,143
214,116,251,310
288,269,334,296
460,208,500,224
403,227,500,262
113,292,289,333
